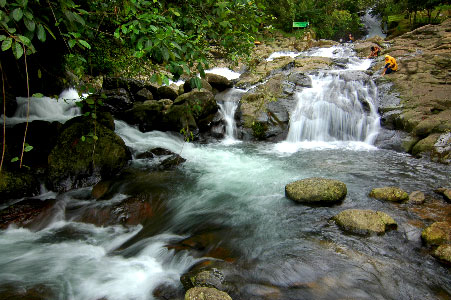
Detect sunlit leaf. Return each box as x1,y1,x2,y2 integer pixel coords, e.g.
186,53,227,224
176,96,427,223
37,68,42,78
37,24,46,42
81,136,86,142
11,157,19,162
68,39,76,48
13,41,24,59
32,92,44,97
24,145,33,152
18,35,31,46
0,0,6,8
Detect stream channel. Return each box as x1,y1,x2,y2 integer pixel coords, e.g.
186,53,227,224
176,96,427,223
0,44,450,300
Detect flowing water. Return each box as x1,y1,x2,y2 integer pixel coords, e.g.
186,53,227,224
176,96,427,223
0,46,450,300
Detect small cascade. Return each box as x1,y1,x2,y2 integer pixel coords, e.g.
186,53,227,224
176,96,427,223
215,88,245,141
1,88,82,125
286,72,380,144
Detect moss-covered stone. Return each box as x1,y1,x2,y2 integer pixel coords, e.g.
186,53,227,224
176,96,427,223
47,116,131,192
432,244,451,266
369,186,409,202
0,170,39,203
421,221,451,247
285,177,347,204
333,209,397,235
185,287,232,300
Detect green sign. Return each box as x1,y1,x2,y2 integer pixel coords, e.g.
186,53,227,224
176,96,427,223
293,21,309,28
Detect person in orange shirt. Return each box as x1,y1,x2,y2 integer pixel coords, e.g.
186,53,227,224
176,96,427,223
367,46,381,58
382,55,398,76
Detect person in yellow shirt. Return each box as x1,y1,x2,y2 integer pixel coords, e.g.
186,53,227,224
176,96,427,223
382,55,398,76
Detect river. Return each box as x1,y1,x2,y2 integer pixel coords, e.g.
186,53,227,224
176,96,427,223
0,44,450,300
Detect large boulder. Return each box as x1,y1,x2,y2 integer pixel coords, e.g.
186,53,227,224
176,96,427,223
120,100,165,132
369,187,409,202
184,78,213,93
46,116,131,192
285,177,347,204
157,85,179,101
99,88,134,115
333,209,397,235
185,287,232,300
174,88,218,131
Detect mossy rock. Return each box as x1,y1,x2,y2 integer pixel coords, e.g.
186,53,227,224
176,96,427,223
0,170,39,203
333,209,397,235
47,117,131,192
285,177,347,204
432,244,451,266
421,221,451,247
185,287,232,300
369,186,409,202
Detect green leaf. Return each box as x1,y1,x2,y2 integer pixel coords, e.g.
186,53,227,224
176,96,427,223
81,136,86,142
91,113,97,119
68,39,76,48
32,92,44,97
12,8,23,22
13,41,24,59
24,145,33,152
18,35,31,46
93,135,98,141
1,38,12,51
0,35,5,42
37,69,41,78
36,24,46,42
78,39,91,49
0,0,6,8
11,157,19,162
24,18,35,31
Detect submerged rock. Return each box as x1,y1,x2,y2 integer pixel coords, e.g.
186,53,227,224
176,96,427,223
0,170,40,203
435,187,451,203
185,287,232,300
0,198,56,229
369,186,409,202
333,209,397,235
409,191,426,204
285,177,347,204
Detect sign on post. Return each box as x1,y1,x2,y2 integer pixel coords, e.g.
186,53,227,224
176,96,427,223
292,22,309,28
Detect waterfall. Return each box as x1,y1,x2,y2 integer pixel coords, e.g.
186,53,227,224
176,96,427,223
215,88,245,142
286,72,380,144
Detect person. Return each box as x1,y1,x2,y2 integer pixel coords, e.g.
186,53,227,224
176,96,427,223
382,55,398,76
367,46,381,58
348,33,354,43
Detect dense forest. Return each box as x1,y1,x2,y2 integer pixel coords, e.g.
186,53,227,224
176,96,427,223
0,0,449,96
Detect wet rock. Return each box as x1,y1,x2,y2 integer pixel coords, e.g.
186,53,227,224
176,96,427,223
0,170,40,203
180,260,237,295
102,76,145,96
421,221,451,247
432,244,451,266
185,287,232,300
120,100,165,132
0,199,56,229
409,191,426,204
91,180,112,200
157,85,179,101
205,73,232,92
369,186,409,202
100,88,134,115
287,72,312,88
333,209,397,235
134,88,153,101
159,154,186,170
0,283,55,300
153,282,185,300
76,194,160,226
285,177,347,204
435,187,451,203
46,116,131,192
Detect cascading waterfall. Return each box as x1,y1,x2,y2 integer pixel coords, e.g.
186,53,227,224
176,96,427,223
286,73,380,143
215,88,245,141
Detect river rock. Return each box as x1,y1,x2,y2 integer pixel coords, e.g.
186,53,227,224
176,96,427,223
205,73,233,92
285,177,347,204
0,170,40,203
134,88,153,101
408,191,426,204
432,244,451,265
421,221,451,247
0,198,56,229
46,116,131,192
102,76,146,96
120,100,165,132
184,77,213,93
333,209,397,235
435,187,451,203
369,186,409,202
100,88,134,115
157,85,179,100
153,282,185,300
185,287,232,300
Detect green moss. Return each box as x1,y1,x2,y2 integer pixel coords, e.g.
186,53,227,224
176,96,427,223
251,121,267,140
369,187,409,202
421,222,451,246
